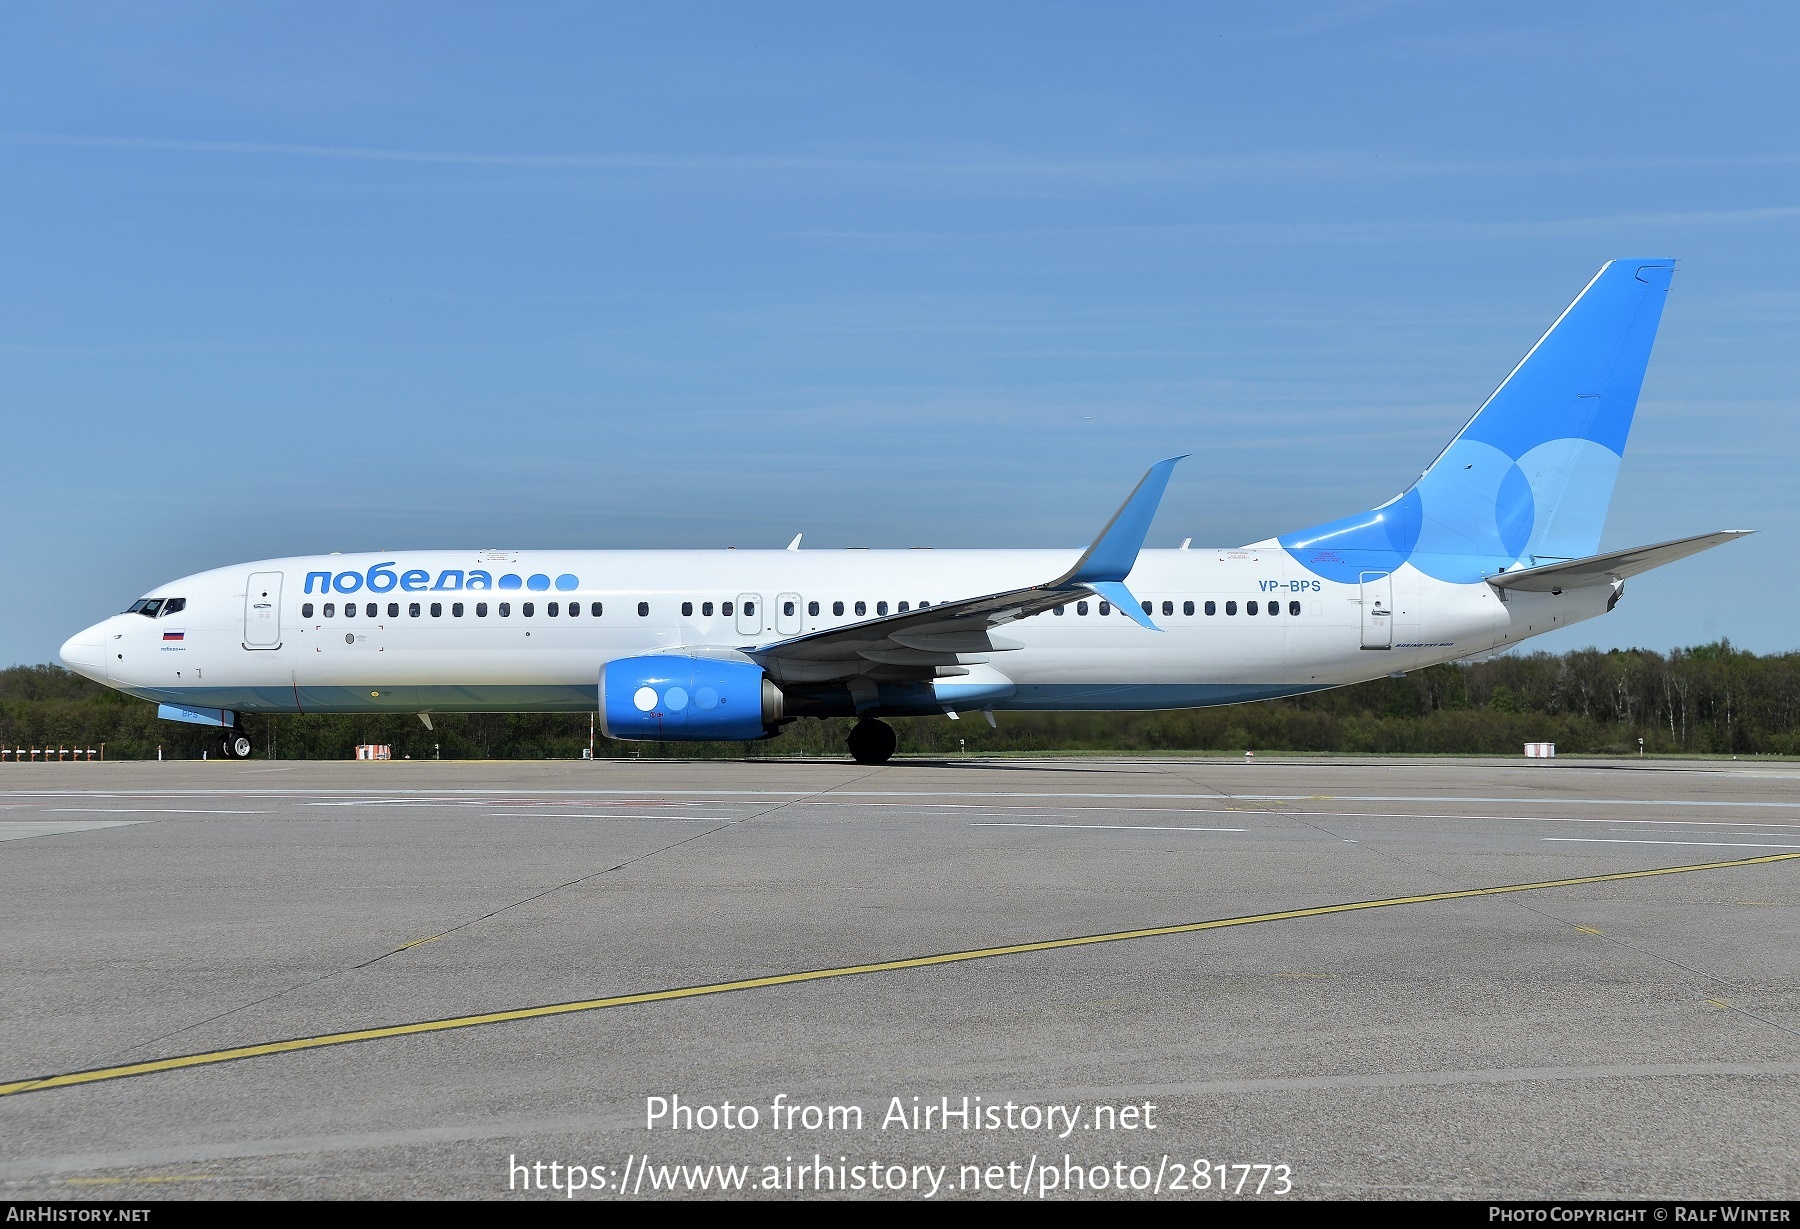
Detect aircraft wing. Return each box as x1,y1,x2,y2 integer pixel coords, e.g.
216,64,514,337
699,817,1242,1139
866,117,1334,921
750,457,1183,686
1487,530,1752,593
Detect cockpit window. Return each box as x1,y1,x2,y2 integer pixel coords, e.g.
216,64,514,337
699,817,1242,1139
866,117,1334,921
159,598,186,616
135,599,163,618
126,599,149,614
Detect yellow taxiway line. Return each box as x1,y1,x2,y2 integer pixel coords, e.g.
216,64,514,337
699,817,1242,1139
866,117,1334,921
3,851,1793,1099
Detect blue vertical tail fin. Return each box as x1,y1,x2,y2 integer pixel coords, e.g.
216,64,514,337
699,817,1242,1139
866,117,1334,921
1277,259,1675,584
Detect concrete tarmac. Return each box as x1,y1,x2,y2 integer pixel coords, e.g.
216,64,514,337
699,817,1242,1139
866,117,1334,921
0,754,1796,1200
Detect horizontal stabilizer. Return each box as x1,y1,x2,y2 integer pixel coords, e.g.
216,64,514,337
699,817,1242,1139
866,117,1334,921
1487,530,1751,592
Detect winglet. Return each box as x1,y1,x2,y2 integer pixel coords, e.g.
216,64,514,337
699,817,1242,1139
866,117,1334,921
1057,456,1185,586
1087,580,1159,630
1050,455,1185,630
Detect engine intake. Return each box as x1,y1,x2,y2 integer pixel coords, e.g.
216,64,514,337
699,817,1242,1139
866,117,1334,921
600,654,783,742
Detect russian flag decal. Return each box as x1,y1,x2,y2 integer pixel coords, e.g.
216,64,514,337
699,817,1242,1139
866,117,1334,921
163,631,185,641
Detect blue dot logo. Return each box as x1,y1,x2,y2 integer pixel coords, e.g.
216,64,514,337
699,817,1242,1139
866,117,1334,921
527,574,550,591
555,574,579,591
498,574,523,590
663,687,689,712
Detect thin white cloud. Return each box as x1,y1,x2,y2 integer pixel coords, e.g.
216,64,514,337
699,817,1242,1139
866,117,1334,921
796,206,1800,248
6,131,1800,184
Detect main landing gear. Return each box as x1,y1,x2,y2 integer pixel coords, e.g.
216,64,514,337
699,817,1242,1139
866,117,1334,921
846,718,897,765
220,733,253,760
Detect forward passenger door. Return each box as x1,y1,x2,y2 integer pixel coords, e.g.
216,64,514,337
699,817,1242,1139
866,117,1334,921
243,572,283,649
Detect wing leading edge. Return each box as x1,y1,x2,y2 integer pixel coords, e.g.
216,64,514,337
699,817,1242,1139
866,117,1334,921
750,457,1185,687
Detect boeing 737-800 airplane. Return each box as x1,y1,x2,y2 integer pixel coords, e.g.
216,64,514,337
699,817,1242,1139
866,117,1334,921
60,259,1747,763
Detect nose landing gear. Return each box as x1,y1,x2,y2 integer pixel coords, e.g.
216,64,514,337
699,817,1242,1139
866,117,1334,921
846,718,897,765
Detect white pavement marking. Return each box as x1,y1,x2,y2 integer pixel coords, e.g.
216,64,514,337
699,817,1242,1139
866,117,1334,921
971,823,1248,833
1543,837,1800,849
487,814,726,821
0,820,145,842
11,789,1800,809
46,808,271,815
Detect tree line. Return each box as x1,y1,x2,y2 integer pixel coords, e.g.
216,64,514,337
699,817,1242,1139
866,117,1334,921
2,641,1795,761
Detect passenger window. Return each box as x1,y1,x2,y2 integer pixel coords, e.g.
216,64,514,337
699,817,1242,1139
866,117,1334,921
1247,601,1259,615
387,602,399,618
898,601,909,613
808,601,819,616
476,602,488,617
431,602,442,617
522,603,534,617
1141,601,1151,615
637,602,649,617
876,601,888,616
854,601,866,616
1163,601,1174,617
591,602,603,617
302,603,314,618
1077,601,1089,615
744,601,755,616
499,603,512,617
548,602,559,617
342,604,353,619
1099,601,1111,616
1054,605,1065,616
324,603,335,618
161,598,186,616
682,602,693,617
722,601,734,616
1202,601,1213,616
1225,601,1237,616
702,601,713,616
367,603,379,618
783,600,795,616
451,602,462,617
1268,602,1280,617
833,601,844,616
568,602,579,617
409,602,420,618
1289,600,1301,616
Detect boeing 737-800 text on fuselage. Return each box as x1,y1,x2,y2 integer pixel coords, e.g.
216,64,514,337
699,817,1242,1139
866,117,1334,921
59,260,1748,763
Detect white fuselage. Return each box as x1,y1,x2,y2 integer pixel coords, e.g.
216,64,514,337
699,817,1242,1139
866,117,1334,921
59,546,1605,718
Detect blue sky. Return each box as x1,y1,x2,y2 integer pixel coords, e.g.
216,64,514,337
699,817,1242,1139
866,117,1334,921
4,2,1796,664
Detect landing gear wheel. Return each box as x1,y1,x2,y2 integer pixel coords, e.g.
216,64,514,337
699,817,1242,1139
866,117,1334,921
847,718,896,765
223,734,252,759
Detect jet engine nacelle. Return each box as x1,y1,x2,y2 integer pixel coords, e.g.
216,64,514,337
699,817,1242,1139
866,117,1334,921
599,654,784,742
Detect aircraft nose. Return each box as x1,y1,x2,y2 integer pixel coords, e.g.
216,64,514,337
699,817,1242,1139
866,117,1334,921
59,623,110,682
